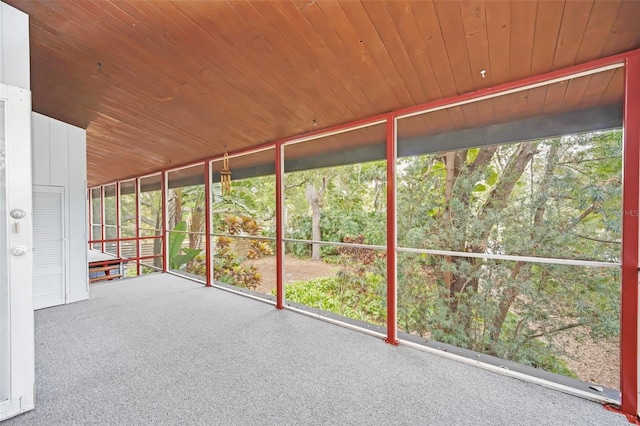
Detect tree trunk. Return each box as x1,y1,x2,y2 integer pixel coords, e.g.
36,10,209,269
487,143,558,348
153,208,162,268
305,183,322,261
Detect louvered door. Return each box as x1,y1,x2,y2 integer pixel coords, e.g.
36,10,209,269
32,185,65,310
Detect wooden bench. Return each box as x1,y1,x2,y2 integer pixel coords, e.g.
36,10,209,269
89,264,123,284
90,273,123,283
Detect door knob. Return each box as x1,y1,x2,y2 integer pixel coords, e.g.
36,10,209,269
11,246,27,256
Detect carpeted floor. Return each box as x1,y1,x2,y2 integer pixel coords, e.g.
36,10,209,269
3,274,628,426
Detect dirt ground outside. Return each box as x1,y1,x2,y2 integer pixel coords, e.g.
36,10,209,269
249,255,618,389
252,254,339,295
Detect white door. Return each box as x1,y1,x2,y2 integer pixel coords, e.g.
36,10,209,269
0,84,35,420
33,185,65,310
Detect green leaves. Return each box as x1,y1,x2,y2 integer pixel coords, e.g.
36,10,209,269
168,221,201,270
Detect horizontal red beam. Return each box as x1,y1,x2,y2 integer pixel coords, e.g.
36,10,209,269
89,236,162,244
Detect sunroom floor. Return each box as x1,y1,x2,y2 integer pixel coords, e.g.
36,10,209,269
3,274,628,426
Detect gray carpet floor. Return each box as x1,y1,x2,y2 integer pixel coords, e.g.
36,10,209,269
3,274,628,426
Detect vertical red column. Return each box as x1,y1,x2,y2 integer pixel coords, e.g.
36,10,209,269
386,117,398,345
100,186,105,253
115,182,121,258
87,190,93,249
161,172,168,273
135,177,141,276
621,55,640,418
275,144,284,309
204,162,212,287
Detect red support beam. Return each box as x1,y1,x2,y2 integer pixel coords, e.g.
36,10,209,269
100,186,105,253
115,183,121,258
275,144,284,310
87,190,93,249
204,162,212,287
161,171,168,273
386,117,398,345
621,55,640,419
135,177,141,276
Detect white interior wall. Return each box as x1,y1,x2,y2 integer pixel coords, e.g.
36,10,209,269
0,2,29,89
32,112,88,304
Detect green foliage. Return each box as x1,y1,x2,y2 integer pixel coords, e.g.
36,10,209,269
280,273,386,325
113,128,622,382
169,221,201,270
211,215,274,289
395,131,622,378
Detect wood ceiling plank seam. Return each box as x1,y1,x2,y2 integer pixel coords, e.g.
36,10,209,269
574,0,621,64
196,1,341,127
551,0,595,69
337,1,416,107
508,0,537,81
542,80,570,115
27,38,124,127
381,1,442,101
523,85,550,124
86,97,224,149
529,0,565,76
510,0,538,121
263,0,377,114
158,1,317,132
231,2,357,119
601,0,640,56
459,0,494,126
384,0,454,134
137,1,312,135
452,2,482,129
314,1,403,110
601,67,625,104
58,77,248,171
459,0,492,91
298,1,398,110
29,3,272,141
432,0,477,95
228,1,359,120
45,2,196,106
432,0,481,130
482,0,509,84
411,1,458,128
359,0,430,107
561,74,593,109
379,0,448,133
410,0,460,124
578,71,610,105
122,0,310,131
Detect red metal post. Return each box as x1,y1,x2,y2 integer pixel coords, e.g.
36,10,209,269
386,117,398,345
100,186,105,253
135,177,141,276
621,55,640,419
87,189,93,249
275,144,284,309
204,162,212,286
161,171,168,273
115,182,121,258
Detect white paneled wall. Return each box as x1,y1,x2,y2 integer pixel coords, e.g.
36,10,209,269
0,2,29,89
32,112,88,305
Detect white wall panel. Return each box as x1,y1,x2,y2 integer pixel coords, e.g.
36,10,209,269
67,125,88,303
49,119,68,186
31,112,50,185
31,112,88,306
0,3,30,89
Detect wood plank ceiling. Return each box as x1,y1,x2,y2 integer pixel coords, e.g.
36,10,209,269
5,0,640,186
